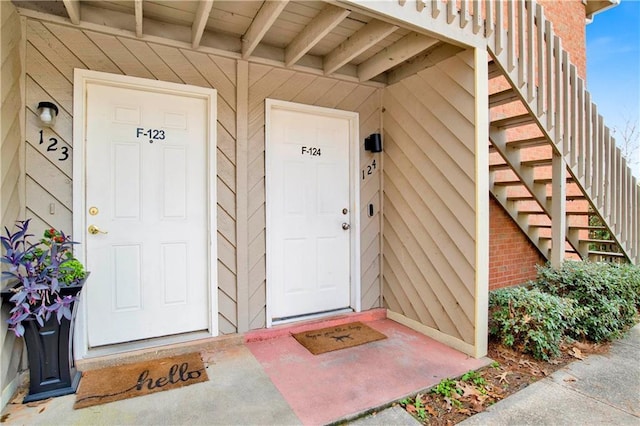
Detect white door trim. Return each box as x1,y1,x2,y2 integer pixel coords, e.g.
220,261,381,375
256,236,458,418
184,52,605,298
72,69,218,357
265,99,361,327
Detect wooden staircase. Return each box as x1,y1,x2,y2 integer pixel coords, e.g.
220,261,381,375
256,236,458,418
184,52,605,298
485,0,637,264
394,0,639,265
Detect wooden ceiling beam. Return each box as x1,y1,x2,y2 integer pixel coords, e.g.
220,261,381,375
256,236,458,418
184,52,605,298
62,0,81,25
323,19,398,76
387,42,464,85
192,0,215,49
285,4,350,67
242,0,289,59
134,0,143,38
357,32,438,82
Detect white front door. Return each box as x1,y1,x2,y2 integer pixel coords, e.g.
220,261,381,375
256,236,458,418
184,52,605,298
81,75,216,347
266,100,359,322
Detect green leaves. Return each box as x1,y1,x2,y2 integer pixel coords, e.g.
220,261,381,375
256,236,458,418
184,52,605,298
489,287,576,360
489,261,640,360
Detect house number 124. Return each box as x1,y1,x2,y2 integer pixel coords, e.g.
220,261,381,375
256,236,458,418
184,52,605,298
362,159,377,180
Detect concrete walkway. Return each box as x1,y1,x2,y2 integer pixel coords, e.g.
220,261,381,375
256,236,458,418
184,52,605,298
459,323,640,425
354,323,640,426
2,319,638,425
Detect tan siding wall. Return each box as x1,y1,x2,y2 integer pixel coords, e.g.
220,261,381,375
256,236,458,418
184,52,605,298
23,20,239,334
1,0,24,406
382,51,477,346
246,63,383,329
19,17,383,336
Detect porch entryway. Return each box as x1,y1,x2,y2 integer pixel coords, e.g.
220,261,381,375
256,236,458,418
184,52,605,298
0,310,488,424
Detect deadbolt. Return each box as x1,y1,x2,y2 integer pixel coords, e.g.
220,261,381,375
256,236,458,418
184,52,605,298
89,207,99,216
342,208,348,215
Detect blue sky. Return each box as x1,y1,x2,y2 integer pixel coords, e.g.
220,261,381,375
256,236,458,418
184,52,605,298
586,0,640,176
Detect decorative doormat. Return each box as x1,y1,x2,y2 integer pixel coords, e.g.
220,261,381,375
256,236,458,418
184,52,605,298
292,322,387,355
74,352,208,409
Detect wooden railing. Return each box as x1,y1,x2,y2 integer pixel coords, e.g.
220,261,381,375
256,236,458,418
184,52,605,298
397,0,639,264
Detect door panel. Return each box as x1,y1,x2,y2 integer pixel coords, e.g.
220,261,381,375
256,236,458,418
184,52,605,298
85,83,209,347
268,104,355,320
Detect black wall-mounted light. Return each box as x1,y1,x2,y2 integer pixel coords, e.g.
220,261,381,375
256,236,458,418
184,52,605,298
37,101,59,127
365,133,382,153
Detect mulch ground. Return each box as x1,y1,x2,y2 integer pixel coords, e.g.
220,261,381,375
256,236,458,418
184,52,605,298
395,339,611,425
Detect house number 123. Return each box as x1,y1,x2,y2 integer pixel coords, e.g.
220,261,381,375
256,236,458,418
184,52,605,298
38,130,69,162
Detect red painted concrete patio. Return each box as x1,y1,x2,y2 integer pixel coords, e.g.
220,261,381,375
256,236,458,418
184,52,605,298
246,309,489,425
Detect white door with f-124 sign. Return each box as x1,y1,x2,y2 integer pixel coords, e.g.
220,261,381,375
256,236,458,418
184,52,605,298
266,99,360,323
75,70,217,348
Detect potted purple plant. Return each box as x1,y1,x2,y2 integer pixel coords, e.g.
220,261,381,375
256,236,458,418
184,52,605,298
1,219,88,402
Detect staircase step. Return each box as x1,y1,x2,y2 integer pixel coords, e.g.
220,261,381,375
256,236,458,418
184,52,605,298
521,158,553,167
506,136,549,149
581,238,616,244
588,250,625,258
569,225,606,230
507,195,534,201
489,163,511,171
519,210,546,215
491,114,536,129
488,60,502,79
493,176,574,186
489,88,520,107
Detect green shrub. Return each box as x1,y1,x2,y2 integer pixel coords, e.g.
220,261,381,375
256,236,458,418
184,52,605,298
533,262,640,342
489,287,577,360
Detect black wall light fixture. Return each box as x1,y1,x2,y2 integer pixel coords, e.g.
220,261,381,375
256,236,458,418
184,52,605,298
364,133,382,153
37,101,59,127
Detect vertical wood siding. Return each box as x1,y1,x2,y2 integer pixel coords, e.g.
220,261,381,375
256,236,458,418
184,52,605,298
247,63,382,329
1,0,24,405
24,20,239,334
382,51,477,345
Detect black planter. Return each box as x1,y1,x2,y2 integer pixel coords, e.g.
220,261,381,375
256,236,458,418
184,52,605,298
1,277,87,402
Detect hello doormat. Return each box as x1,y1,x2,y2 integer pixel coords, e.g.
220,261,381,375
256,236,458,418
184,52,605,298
292,322,387,355
74,352,208,409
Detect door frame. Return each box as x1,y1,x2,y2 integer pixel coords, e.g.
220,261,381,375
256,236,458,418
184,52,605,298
72,69,218,357
264,99,361,327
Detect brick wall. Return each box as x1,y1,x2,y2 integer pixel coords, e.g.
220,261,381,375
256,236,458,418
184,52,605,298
489,0,587,289
489,197,546,290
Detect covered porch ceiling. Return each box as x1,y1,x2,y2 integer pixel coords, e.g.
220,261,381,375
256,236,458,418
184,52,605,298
12,0,465,85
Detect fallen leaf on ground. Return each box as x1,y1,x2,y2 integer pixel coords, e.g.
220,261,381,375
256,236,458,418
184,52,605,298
496,371,510,384
425,405,438,416
564,376,577,382
569,347,585,360
459,382,482,398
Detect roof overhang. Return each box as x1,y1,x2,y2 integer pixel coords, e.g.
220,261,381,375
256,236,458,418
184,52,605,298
585,0,620,22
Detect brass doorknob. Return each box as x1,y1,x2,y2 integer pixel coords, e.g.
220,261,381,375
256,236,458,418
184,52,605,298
88,224,108,235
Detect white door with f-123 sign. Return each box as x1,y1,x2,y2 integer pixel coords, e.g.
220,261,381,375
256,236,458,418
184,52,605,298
76,70,217,348
266,99,360,323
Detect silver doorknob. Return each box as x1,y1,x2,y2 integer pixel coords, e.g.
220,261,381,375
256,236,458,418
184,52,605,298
342,223,350,230
88,224,108,235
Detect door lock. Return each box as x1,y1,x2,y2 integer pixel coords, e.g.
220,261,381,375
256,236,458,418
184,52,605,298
88,224,108,235
342,223,351,230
